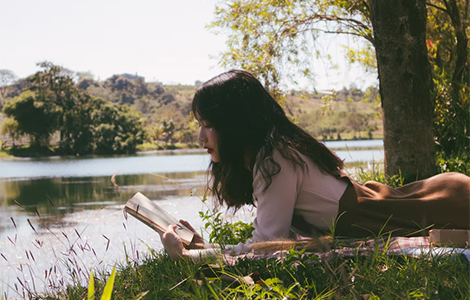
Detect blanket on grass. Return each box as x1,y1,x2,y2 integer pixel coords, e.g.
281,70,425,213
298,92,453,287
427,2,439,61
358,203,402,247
222,237,470,265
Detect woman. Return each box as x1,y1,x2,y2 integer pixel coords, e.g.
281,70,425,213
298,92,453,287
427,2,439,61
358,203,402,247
159,70,470,260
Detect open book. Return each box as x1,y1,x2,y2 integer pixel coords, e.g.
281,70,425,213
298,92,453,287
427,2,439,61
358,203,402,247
124,192,194,245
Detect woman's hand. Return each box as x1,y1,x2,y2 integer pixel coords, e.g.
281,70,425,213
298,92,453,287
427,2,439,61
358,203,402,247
180,219,206,249
160,225,188,260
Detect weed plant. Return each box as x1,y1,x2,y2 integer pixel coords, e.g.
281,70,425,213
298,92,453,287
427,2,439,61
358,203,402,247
198,195,255,249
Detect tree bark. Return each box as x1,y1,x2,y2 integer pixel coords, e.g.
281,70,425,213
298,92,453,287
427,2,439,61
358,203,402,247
369,0,436,181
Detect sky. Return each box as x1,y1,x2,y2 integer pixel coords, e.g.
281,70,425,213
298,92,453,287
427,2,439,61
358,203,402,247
0,0,378,91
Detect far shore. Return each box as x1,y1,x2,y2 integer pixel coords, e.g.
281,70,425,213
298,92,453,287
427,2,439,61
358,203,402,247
0,136,384,159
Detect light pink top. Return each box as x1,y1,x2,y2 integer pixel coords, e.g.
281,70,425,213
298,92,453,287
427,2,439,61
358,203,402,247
187,149,348,258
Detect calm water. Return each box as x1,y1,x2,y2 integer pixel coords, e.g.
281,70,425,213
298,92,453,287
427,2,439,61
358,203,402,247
0,141,383,297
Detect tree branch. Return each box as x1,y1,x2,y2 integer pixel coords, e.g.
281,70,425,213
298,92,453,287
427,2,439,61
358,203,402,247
426,2,447,13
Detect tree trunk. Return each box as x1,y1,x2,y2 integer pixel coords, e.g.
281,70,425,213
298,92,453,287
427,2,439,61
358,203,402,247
369,0,436,181
443,0,469,88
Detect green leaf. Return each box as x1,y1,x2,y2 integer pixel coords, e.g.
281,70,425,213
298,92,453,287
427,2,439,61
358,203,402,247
87,269,95,300
100,264,117,300
132,291,149,300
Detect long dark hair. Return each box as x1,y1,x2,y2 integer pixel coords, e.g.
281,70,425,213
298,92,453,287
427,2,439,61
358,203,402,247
192,70,344,210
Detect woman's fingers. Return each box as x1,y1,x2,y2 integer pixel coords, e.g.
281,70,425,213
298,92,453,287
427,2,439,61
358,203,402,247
179,219,206,249
180,219,198,234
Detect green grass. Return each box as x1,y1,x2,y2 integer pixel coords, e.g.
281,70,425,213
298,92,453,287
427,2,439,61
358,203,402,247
0,145,58,158
0,150,13,158
137,142,201,152
35,240,469,300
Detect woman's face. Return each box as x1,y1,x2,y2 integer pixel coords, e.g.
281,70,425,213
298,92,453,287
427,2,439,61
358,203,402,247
197,119,220,162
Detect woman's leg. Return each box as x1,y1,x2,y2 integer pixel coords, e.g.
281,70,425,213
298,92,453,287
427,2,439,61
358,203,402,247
336,172,470,238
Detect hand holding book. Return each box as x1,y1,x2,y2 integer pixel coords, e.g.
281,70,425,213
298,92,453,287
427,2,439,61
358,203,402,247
179,219,206,249
124,192,195,245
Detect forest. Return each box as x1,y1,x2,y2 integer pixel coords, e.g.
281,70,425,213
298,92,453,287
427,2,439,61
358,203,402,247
0,62,382,156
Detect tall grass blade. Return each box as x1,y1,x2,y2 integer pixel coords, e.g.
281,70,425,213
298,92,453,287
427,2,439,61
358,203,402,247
132,291,149,300
87,269,95,300
100,265,116,300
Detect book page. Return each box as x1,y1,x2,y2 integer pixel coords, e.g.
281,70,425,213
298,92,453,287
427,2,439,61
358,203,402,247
124,192,194,245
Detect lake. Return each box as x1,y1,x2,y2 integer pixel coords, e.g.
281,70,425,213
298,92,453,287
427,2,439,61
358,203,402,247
0,140,383,297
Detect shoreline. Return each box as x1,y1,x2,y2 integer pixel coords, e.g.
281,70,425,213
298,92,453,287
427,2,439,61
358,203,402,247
0,138,384,160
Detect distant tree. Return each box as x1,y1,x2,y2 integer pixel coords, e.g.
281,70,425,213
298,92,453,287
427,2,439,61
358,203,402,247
0,69,17,102
133,77,149,96
2,90,60,147
134,95,154,114
89,99,146,154
26,62,90,146
76,71,94,81
347,112,370,138
158,93,176,106
152,85,165,96
3,62,147,154
0,117,21,147
173,120,200,144
117,91,136,105
56,96,146,155
114,76,134,91
161,119,176,144
77,78,98,90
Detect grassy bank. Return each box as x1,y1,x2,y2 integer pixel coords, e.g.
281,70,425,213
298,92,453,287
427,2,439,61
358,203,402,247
37,237,469,300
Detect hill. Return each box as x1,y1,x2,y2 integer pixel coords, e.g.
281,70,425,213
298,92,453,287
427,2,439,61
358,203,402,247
0,70,382,149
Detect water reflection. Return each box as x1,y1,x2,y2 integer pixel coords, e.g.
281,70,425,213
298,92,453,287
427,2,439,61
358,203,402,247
0,171,207,234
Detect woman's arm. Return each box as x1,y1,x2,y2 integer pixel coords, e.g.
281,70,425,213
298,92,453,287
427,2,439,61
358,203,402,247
250,150,303,241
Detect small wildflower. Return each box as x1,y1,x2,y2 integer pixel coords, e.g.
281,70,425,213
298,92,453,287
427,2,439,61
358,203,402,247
189,188,196,196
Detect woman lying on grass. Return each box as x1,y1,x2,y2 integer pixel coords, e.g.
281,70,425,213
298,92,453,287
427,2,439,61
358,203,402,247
158,70,470,260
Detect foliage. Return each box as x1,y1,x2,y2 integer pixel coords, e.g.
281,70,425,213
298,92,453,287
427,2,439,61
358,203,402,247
426,0,469,89
352,161,406,188
0,117,21,146
198,195,254,248
87,265,117,300
435,151,469,176
427,0,469,164
1,62,146,155
209,0,372,93
60,97,146,155
432,69,469,159
2,90,61,147
0,69,17,104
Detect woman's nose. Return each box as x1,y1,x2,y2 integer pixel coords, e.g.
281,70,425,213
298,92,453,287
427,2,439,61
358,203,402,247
198,129,206,142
